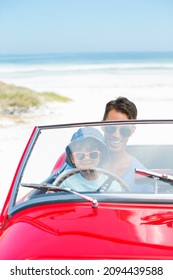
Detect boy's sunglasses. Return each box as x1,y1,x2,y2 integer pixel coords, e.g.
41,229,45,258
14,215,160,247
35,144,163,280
72,151,100,160
104,125,132,137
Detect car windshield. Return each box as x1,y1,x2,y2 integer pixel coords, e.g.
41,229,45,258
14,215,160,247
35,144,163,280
9,120,173,213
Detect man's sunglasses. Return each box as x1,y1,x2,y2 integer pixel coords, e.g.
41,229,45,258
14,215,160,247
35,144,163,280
72,151,100,160
104,125,132,137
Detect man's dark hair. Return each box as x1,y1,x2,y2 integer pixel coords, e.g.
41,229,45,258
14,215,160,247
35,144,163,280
103,96,137,120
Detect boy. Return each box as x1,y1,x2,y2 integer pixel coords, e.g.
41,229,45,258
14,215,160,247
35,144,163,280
54,127,124,192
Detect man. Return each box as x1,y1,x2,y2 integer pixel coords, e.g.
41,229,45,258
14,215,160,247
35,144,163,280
102,96,154,193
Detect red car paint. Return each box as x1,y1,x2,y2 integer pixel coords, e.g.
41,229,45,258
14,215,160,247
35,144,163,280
1,202,173,259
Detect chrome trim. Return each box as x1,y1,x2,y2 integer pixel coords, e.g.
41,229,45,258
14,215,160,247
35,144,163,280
36,119,173,130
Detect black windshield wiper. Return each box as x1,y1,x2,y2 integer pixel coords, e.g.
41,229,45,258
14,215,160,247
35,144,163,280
135,168,173,184
21,183,98,208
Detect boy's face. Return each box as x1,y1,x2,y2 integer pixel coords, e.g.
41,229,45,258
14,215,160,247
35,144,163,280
70,140,101,169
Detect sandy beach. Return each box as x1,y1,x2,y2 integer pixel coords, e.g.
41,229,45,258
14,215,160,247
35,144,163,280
1,69,173,211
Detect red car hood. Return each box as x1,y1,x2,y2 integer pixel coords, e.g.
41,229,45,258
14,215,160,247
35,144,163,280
1,202,173,259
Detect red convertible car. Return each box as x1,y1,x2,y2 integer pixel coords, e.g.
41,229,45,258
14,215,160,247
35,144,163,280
1,120,173,259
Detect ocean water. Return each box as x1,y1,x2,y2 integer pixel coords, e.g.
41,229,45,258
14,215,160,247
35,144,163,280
0,52,173,108
0,52,173,79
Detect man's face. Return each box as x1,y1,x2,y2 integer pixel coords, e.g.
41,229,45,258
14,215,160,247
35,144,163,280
104,109,131,152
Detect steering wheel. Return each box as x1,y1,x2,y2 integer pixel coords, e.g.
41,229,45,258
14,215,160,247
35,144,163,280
54,167,129,192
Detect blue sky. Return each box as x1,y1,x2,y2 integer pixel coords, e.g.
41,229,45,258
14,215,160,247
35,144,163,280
0,0,173,54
